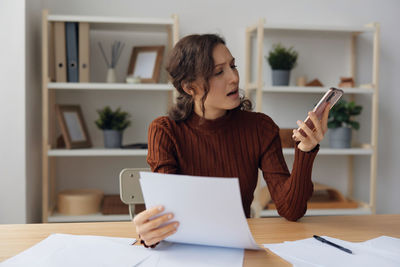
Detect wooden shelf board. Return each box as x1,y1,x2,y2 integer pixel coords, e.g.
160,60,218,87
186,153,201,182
48,82,173,91
263,24,374,33
282,147,373,155
47,15,173,29
259,202,372,217
48,212,130,223
48,148,148,157
263,86,374,94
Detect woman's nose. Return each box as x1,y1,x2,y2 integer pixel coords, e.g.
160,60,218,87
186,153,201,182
229,68,239,83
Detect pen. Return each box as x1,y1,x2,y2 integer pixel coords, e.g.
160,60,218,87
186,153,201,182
313,235,353,254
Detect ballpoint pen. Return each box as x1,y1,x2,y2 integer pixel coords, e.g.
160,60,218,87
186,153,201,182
313,235,353,254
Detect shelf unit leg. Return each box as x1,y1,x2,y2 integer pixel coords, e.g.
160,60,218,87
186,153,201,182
369,22,380,214
41,9,49,223
347,155,354,199
255,18,264,112
244,28,251,98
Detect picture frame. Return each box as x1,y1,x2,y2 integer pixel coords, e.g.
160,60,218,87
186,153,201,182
127,46,164,83
56,104,92,149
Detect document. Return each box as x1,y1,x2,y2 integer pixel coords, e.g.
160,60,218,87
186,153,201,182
1,234,244,267
263,235,400,267
138,242,244,267
139,172,260,250
0,234,151,267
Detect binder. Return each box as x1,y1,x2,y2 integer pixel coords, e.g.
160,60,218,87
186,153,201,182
48,22,56,82
54,22,66,82
78,22,90,83
65,22,79,82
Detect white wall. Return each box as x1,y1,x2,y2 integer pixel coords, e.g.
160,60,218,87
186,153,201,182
25,0,44,223
0,0,27,223
1,0,399,223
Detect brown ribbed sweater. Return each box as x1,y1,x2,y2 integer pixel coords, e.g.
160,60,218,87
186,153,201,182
147,108,319,220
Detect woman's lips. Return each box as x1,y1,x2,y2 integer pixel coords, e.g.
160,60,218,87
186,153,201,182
227,89,238,96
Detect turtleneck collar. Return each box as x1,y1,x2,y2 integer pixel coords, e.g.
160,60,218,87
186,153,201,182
186,109,237,132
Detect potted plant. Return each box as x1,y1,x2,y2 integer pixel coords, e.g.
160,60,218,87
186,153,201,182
266,43,298,86
328,99,362,148
95,106,131,148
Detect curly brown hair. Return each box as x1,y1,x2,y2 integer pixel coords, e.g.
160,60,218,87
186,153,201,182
166,34,252,121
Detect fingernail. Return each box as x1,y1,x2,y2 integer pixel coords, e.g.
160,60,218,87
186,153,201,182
174,223,179,228
297,120,301,125
158,205,164,211
168,214,173,219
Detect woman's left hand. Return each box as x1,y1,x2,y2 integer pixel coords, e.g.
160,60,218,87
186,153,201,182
292,104,330,152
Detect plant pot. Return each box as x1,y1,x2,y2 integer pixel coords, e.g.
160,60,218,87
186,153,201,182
103,130,122,148
272,69,290,86
329,127,352,148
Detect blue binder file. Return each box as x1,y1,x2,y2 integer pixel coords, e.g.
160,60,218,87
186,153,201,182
65,22,79,82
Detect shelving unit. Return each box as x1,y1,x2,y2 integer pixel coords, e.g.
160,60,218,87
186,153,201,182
245,19,380,217
41,10,179,222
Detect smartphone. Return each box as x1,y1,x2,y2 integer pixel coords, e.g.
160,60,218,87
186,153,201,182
298,87,344,137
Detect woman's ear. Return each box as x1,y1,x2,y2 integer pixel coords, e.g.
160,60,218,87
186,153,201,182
181,81,195,96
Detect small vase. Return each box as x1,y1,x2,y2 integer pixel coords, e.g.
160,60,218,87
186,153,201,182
272,70,290,86
329,127,352,148
103,130,122,148
106,68,116,83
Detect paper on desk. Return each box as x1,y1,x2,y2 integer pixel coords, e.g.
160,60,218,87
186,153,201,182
139,172,260,250
1,233,244,267
138,242,244,267
263,236,400,267
0,233,151,267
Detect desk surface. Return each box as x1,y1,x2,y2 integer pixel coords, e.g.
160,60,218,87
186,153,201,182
1,214,399,266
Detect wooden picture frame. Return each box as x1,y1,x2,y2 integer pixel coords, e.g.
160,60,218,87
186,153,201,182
127,46,164,83
56,104,92,149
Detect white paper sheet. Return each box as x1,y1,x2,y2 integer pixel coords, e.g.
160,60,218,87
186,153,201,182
263,236,400,267
1,234,151,267
138,242,244,267
139,172,260,250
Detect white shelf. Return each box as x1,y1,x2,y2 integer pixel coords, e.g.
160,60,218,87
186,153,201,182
48,82,173,91
47,14,174,31
48,212,130,223
283,147,373,156
260,202,372,217
48,148,148,157
263,24,374,33
262,86,374,94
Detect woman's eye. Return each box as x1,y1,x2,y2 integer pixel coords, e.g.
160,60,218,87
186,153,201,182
215,70,223,76
231,64,237,69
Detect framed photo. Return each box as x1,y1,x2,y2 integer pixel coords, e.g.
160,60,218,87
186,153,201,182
56,104,92,149
127,46,164,83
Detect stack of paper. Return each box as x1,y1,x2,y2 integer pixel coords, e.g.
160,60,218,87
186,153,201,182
263,235,400,267
1,234,244,267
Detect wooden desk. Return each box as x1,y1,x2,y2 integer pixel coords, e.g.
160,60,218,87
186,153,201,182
1,214,399,266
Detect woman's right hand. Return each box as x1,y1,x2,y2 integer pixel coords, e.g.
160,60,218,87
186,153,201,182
133,205,179,246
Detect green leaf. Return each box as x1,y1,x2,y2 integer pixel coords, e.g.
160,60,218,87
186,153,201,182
348,121,360,130
328,120,342,129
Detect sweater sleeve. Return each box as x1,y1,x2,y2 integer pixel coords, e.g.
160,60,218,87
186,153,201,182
257,114,319,221
147,117,178,174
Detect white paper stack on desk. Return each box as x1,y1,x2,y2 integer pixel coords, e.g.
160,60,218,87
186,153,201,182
263,235,400,267
0,233,244,267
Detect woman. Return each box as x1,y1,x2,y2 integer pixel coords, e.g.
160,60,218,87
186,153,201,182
134,34,330,247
